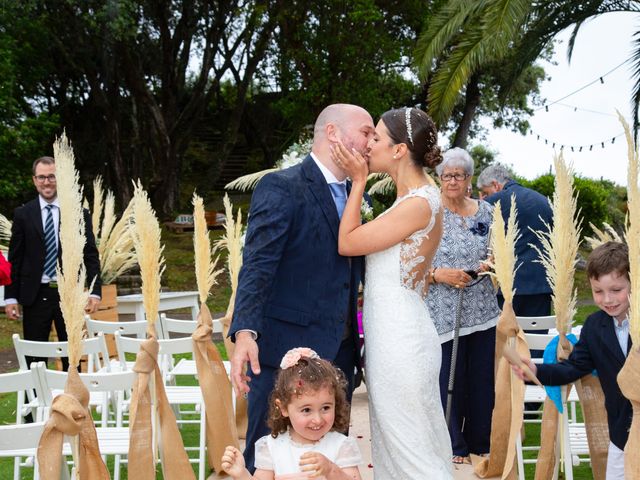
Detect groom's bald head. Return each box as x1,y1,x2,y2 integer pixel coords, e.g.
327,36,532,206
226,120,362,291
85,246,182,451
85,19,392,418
313,104,373,154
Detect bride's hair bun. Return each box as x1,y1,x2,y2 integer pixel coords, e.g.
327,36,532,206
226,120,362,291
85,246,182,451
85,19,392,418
380,107,441,170
423,145,442,169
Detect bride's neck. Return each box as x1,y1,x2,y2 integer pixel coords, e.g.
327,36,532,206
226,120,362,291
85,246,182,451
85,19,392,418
392,164,428,197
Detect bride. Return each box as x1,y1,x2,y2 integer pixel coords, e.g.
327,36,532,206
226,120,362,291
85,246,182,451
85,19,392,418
332,107,453,478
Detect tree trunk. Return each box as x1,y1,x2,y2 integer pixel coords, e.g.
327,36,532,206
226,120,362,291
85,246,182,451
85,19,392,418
452,73,481,148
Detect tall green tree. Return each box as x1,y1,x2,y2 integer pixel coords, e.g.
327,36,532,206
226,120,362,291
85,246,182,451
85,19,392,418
415,0,640,134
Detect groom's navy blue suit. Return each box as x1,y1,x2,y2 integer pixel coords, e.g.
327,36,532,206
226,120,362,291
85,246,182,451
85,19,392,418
229,155,363,470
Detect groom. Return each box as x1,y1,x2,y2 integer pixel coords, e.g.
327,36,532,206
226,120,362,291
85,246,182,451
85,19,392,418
229,103,374,470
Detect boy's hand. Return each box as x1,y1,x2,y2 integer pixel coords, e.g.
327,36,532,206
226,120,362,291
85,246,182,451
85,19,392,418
300,451,336,478
511,356,537,381
221,445,249,478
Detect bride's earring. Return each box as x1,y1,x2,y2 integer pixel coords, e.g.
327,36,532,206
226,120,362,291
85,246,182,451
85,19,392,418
393,154,397,159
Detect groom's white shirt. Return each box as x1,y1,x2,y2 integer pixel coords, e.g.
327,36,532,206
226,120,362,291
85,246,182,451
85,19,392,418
310,152,346,186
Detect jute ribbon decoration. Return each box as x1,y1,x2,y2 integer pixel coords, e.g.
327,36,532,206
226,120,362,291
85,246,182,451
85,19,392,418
128,336,195,479
476,301,529,480
221,312,248,438
37,366,109,480
192,302,239,471
618,349,640,478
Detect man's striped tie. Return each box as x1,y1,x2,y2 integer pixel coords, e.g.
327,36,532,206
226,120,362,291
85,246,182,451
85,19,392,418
44,204,58,279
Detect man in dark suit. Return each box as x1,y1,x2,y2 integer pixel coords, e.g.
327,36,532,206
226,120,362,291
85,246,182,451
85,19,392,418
477,163,553,317
229,103,374,470
512,241,632,479
5,156,101,371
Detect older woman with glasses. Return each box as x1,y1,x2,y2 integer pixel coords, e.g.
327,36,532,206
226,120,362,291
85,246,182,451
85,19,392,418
426,147,501,465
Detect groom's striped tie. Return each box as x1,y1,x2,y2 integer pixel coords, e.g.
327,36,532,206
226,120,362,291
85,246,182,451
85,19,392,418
43,204,58,279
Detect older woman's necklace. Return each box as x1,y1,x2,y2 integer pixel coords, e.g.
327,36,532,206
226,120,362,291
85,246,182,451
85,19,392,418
444,202,474,229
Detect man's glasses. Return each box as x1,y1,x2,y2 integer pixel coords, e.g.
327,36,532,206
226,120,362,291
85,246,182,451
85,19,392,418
440,173,469,182
34,174,56,183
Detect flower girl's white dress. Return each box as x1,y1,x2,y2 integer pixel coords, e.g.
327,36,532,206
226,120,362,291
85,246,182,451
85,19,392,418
254,430,362,479
363,185,453,478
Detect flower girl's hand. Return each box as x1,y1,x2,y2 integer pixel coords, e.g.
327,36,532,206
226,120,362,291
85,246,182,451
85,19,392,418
299,451,336,478
221,446,250,479
331,141,368,184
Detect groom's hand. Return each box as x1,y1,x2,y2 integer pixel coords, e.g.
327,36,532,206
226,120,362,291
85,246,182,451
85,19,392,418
231,331,261,396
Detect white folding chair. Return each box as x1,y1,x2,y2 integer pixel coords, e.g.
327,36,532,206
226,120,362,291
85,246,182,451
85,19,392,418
113,331,207,479
35,363,134,480
12,333,111,373
157,314,230,380
0,422,71,480
85,316,150,371
0,368,48,480
85,316,149,339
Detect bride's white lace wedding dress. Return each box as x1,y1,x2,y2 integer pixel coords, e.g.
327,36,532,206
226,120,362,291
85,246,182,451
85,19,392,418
363,185,453,478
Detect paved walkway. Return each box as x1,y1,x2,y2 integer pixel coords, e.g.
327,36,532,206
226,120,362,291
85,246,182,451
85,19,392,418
210,383,481,479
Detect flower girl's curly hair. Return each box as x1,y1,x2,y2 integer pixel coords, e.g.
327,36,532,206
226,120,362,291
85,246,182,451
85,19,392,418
267,354,350,437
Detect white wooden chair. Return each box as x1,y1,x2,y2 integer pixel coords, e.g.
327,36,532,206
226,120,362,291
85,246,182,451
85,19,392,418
0,367,49,480
157,314,230,380
85,316,149,339
113,331,207,479
34,363,134,480
12,333,111,373
0,422,71,480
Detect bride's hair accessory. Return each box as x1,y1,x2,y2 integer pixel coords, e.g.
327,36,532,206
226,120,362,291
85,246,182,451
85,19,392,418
280,347,320,369
405,107,414,146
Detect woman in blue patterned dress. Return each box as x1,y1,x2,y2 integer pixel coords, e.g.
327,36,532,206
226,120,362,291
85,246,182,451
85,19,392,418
426,147,501,465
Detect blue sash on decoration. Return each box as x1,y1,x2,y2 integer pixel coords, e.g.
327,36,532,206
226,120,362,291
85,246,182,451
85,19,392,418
542,333,591,413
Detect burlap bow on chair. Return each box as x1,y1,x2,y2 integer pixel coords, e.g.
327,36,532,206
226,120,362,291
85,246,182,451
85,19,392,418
193,302,239,472
618,349,640,479
38,366,109,480
128,336,195,479
476,301,529,480
221,312,248,438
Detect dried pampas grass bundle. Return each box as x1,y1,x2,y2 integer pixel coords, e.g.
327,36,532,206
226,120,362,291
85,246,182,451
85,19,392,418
488,197,520,304
53,132,92,367
215,194,244,309
531,153,581,336
225,169,278,192
130,181,165,332
193,193,223,303
585,221,623,250
91,176,104,240
620,112,640,345
0,213,11,250
98,196,137,285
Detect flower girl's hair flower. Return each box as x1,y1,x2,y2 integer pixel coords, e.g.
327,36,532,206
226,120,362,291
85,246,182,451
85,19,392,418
280,347,320,369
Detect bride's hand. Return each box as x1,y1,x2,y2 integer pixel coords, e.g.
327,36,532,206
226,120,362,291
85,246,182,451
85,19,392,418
330,141,368,184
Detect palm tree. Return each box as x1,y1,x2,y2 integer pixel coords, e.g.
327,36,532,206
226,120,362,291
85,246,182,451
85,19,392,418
416,0,640,133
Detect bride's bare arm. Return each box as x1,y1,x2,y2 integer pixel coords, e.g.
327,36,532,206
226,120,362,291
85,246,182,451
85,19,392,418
330,143,432,257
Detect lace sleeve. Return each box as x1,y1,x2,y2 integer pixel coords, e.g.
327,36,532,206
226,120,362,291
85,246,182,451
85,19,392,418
254,436,274,470
334,436,363,468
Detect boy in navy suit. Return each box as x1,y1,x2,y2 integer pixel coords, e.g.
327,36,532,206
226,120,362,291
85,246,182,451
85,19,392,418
513,241,632,480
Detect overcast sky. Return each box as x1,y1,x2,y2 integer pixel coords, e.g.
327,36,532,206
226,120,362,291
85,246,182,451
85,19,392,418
481,12,639,186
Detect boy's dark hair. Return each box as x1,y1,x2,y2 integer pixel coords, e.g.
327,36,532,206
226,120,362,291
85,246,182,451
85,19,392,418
267,356,350,437
586,241,629,280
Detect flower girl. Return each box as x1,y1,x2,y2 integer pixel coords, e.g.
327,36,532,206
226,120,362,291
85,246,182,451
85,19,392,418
222,347,363,479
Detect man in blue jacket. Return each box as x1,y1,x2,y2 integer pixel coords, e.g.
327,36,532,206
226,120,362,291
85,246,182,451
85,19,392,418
229,103,374,471
477,163,553,317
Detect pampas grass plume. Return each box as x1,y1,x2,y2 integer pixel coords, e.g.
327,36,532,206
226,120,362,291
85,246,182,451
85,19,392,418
531,153,580,335
192,193,223,303
489,198,520,304
130,181,165,331
619,111,640,345
53,133,91,366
